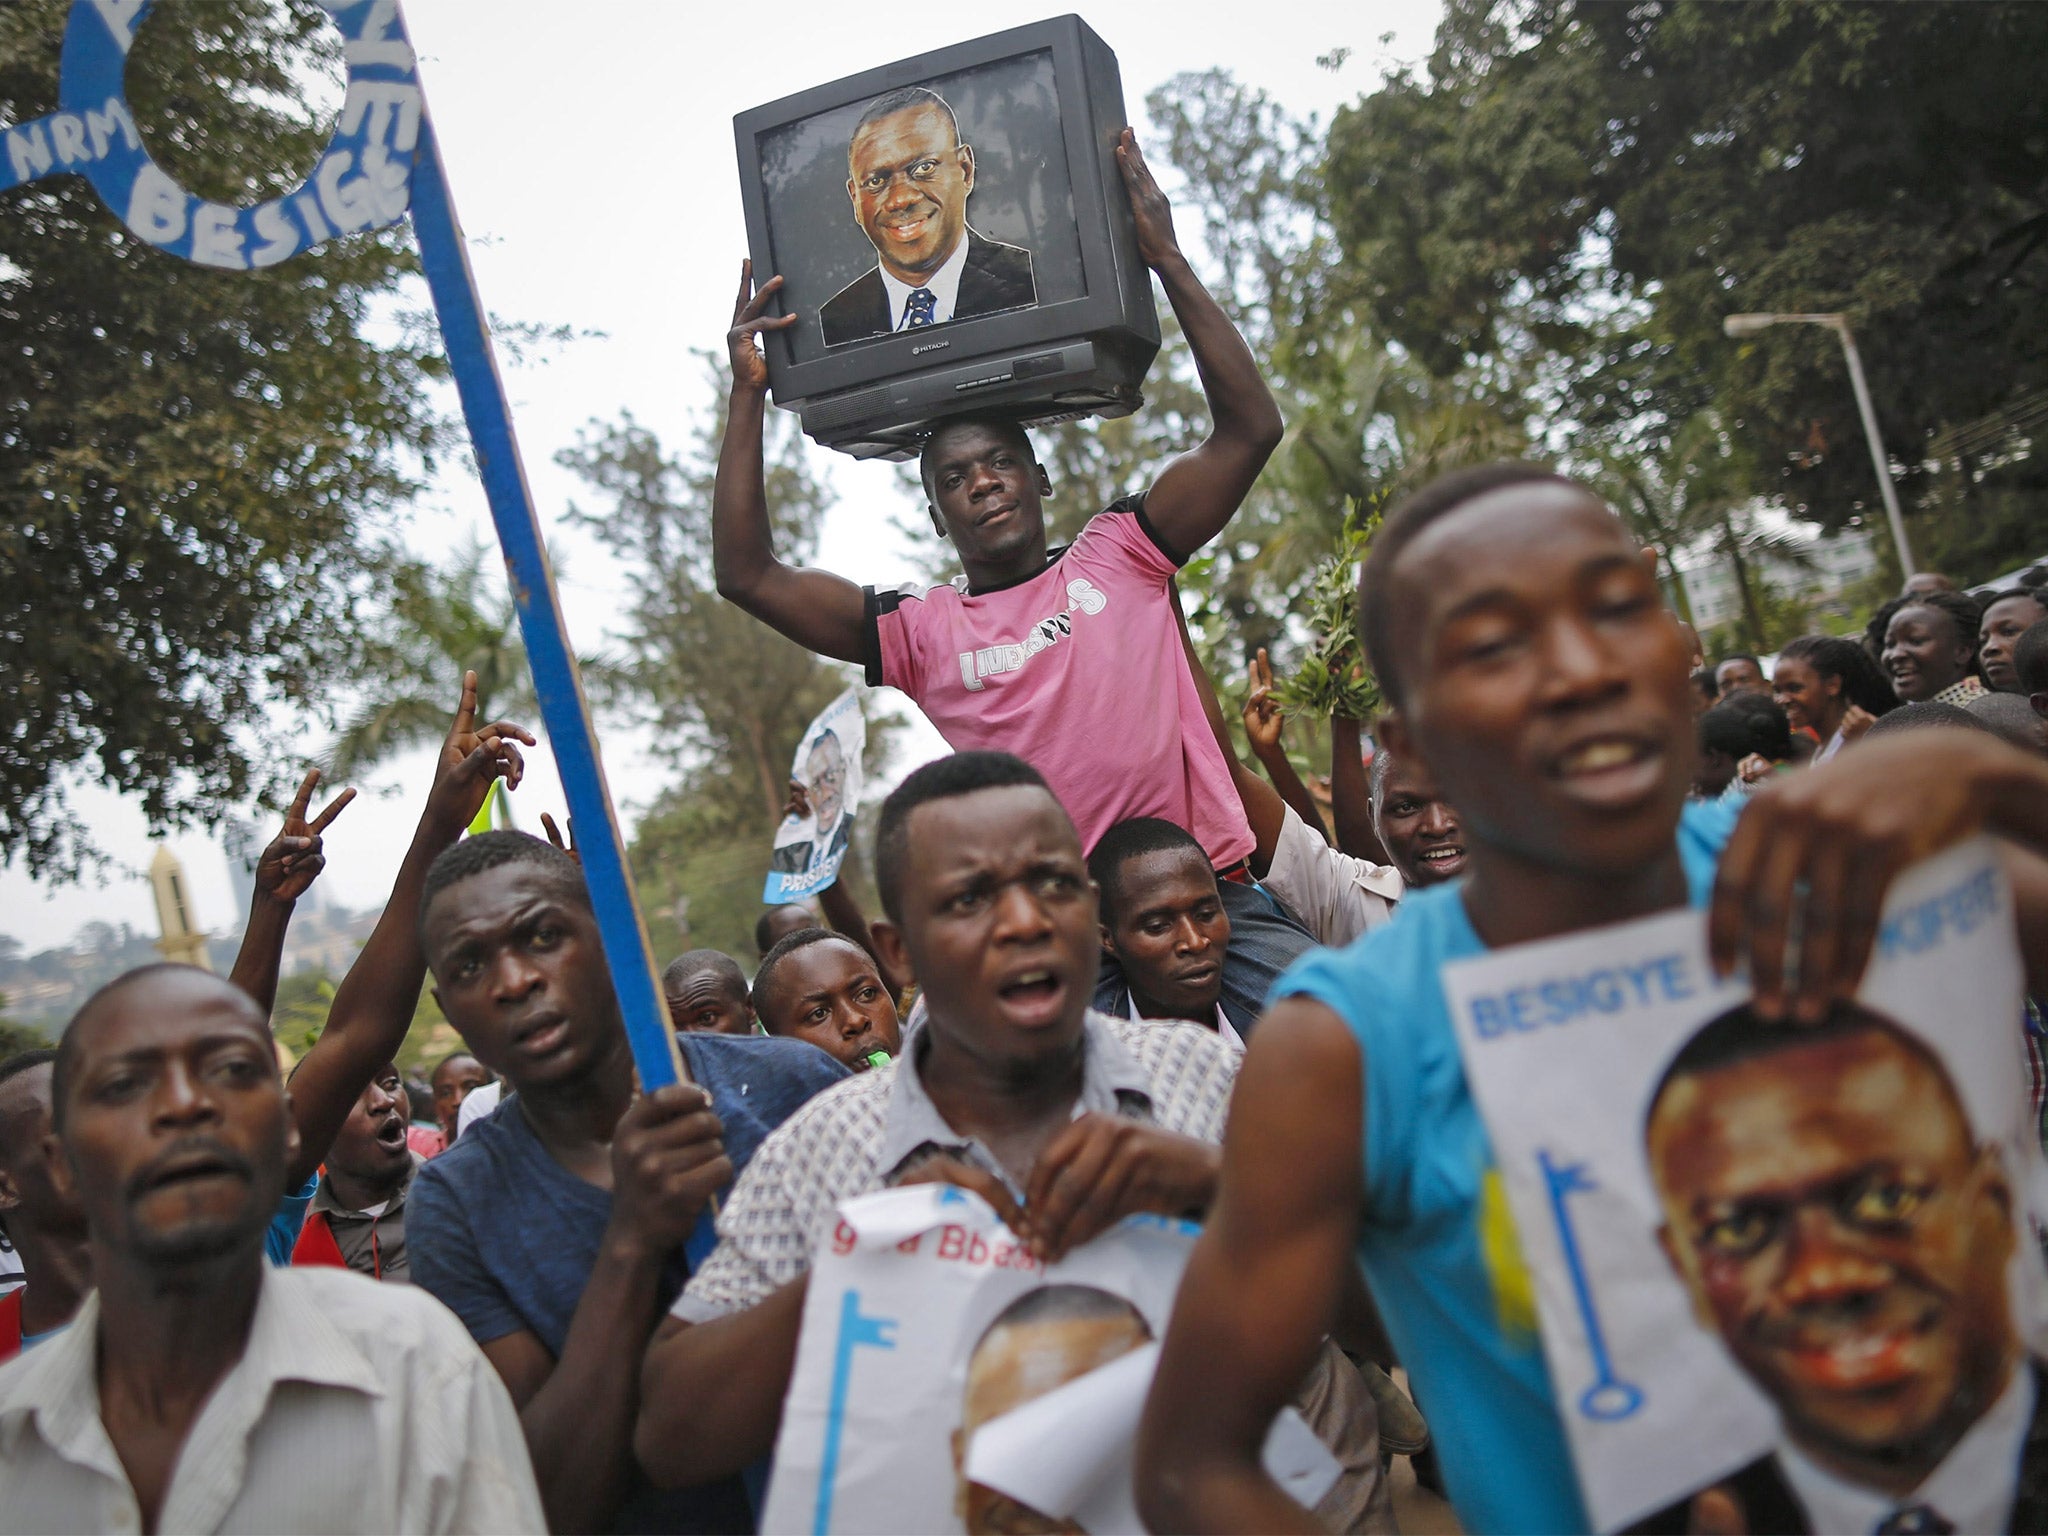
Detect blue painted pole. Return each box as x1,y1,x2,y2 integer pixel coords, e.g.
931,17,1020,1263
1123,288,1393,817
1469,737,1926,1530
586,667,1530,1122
407,117,696,1101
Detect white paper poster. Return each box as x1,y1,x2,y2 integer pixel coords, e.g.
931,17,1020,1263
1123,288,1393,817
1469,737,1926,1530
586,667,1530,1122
763,1183,1338,1534
1442,839,2048,1531
764,688,865,905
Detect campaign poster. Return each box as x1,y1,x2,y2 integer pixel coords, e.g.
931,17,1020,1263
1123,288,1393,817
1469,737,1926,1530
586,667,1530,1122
762,1184,1339,1534
764,689,865,905
1442,839,2048,1531
753,52,1082,359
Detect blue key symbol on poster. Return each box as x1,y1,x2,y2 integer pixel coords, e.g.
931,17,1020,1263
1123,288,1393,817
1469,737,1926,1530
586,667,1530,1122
1540,1149,1646,1423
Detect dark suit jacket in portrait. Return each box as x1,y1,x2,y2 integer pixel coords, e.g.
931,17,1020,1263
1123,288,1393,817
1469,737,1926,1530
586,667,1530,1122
819,229,1037,347
769,813,851,876
1627,1359,2048,1535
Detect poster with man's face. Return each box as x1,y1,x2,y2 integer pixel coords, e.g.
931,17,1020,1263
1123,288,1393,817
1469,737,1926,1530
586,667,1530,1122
764,688,866,904
1441,840,2048,1532
761,1185,1339,1533
753,52,1081,363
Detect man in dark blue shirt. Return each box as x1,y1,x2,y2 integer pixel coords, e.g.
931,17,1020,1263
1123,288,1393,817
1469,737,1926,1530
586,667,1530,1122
410,831,844,1534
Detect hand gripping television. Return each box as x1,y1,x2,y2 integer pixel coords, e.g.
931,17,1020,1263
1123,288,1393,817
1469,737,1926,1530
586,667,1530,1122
734,14,1162,459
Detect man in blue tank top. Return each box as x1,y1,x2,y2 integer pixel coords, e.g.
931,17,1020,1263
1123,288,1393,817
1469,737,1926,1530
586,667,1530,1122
1134,465,2048,1534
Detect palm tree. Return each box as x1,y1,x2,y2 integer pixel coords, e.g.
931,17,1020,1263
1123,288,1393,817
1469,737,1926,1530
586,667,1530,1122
325,534,537,781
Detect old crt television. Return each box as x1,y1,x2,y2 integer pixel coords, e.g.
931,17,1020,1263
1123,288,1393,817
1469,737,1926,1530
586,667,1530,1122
733,15,1160,459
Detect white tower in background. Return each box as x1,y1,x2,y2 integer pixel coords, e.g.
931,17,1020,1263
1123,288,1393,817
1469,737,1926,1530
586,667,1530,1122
148,845,211,969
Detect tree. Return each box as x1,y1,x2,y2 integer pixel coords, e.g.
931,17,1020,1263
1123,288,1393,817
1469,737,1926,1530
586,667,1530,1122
557,369,896,961
324,535,537,780
0,0,447,878
1326,0,2048,580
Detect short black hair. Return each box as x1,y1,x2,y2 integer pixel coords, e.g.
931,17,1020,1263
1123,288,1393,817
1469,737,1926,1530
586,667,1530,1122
1775,633,1899,719
918,413,1035,503
1714,652,1763,677
851,86,959,148
2013,618,2048,696
874,752,1053,922
418,831,589,945
1358,463,1581,706
1863,699,2000,741
1646,998,1958,1140
1697,695,1791,762
663,949,747,1001
431,1049,489,1082
1086,817,1211,924
755,905,812,957
751,927,867,1027
54,964,263,1133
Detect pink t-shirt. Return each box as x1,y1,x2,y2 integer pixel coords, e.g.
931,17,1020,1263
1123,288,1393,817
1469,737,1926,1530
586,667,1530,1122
866,505,1254,867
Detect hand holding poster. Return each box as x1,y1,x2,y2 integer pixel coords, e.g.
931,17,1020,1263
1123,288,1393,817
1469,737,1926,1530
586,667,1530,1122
1442,839,2048,1532
764,1184,1339,1534
765,688,866,904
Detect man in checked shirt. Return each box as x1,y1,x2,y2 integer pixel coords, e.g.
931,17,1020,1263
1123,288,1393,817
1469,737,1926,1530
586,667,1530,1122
634,751,1393,1531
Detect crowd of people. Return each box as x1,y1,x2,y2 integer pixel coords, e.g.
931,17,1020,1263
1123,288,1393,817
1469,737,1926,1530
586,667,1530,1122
3,129,2048,1536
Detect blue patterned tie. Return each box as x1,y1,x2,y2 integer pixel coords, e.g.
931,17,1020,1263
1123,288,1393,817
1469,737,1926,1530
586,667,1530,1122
903,287,937,328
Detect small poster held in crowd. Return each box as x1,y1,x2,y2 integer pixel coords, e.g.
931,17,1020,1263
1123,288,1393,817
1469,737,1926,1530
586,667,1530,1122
764,688,866,904
763,1184,1338,1534
1442,838,2048,1532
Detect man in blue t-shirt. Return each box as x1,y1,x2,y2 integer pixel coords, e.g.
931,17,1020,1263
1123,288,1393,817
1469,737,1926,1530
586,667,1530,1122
409,831,844,1535
1135,464,2048,1535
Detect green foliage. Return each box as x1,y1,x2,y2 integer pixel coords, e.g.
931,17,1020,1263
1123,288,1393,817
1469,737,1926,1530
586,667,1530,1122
0,1003,50,1060
1326,0,2048,580
0,0,449,877
1270,508,1381,721
559,365,899,962
269,967,336,1058
326,535,540,779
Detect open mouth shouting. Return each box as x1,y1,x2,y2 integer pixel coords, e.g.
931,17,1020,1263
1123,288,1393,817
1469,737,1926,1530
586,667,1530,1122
994,965,1068,1028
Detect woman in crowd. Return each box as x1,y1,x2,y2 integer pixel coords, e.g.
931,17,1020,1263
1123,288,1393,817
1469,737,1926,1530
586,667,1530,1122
1881,588,1987,707
1772,632,1899,761
1980,586,2048,694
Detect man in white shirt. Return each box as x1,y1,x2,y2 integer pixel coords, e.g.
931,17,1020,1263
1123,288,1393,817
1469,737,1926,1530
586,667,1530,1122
1086,816,1246,1049
0,965,542,1535
818,86,1036,346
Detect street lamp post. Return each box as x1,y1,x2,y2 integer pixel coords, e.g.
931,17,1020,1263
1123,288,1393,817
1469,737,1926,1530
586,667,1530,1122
1722,311,1918,579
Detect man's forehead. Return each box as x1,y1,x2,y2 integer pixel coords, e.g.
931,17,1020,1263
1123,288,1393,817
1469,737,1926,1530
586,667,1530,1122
0,1062,53,1124
1401,483,1632,597
74,981,270,1070
852,104,955,159
782,937,874,992
427,863,578,940
1120,847,1218,904
907,786,1075,868
1652,1032,1965,1170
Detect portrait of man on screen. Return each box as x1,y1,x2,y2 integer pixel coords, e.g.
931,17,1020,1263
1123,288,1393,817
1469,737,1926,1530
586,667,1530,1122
821,85,1038,347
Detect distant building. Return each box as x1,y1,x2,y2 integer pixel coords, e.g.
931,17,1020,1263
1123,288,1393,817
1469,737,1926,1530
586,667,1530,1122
147,845,211,969
1672,513,1879,634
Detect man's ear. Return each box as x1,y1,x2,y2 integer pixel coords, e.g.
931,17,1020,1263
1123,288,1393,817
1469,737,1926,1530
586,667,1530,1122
0,1165,19,1214
870,919,915,989
2030,690,2048,722
1099,921,1116,958
1035,464,1053,499
957,143,975,194
927,504,949,541
845,175,857,208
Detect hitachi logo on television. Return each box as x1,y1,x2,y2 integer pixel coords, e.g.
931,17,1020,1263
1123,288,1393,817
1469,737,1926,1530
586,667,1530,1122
911,339,951,355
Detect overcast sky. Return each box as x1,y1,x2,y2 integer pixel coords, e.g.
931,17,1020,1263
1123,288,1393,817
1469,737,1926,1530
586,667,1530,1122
2,0,1443,955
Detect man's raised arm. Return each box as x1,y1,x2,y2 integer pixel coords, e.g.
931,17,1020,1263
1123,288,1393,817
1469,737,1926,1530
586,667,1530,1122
713,262,869,665
283,671,532,1190
1120,130,1286,563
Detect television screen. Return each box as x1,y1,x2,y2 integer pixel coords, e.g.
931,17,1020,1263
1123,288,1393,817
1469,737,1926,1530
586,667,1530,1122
735,17,1161,458
758,52,1084,360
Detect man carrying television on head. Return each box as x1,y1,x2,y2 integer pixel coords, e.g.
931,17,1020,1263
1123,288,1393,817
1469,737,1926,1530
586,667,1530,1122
820,86,1037,347
717,128,1309,1035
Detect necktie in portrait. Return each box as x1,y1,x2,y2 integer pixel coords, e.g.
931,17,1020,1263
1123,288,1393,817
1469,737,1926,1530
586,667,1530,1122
903,287,937,328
